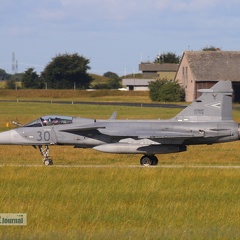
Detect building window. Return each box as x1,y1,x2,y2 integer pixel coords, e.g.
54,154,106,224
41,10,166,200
186,66,188,84
182,67,185,85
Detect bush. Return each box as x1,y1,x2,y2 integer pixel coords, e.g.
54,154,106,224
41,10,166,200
149,79,185,102
5,79,17,89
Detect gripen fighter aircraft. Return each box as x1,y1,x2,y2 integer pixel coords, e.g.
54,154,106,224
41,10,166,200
0,80,239,166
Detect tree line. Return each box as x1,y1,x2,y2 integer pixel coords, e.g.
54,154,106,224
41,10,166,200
0,46,220,102
2,53,94,90
1,53,121,90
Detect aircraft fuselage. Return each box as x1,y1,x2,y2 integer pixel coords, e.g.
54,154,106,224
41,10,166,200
0,118,238,148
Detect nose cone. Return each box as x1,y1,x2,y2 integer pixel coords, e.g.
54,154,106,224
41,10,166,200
0,130,12,144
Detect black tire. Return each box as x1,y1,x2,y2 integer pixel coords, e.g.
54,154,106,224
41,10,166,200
44,159,53,166
140,156,153,166
151,155,158,165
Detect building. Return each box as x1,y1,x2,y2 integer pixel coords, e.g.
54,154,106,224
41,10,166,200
122,63,178,91
139,63,179,78
175,51,240,102
122,79,154,91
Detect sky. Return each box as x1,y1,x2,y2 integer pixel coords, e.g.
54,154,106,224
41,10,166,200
1,0,240,76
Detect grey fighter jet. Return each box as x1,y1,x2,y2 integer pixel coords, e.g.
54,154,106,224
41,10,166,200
0,80,239,166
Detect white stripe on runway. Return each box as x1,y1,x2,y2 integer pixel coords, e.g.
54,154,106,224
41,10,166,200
0,164,240,169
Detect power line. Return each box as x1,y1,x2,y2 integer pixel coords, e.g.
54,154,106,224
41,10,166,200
12,52,18,74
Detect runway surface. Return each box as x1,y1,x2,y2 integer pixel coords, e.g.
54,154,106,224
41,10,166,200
1,164,240,169
0,99,186,109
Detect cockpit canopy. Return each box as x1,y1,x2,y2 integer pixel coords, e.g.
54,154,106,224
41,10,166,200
24,116,73,127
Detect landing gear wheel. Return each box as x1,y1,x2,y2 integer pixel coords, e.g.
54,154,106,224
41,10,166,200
140,155,158,166
44,159,53,166
140,156,153,166
151,156,158,166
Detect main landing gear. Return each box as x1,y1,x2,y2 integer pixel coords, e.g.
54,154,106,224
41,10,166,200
38,145,53,166
140,155,158,167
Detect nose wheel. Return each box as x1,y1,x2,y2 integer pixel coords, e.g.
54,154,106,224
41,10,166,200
38,145,53,165
44,159,53,166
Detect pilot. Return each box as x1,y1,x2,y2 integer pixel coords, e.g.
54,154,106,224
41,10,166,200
53,117,60,125
41,118,47,126
48,118,53,125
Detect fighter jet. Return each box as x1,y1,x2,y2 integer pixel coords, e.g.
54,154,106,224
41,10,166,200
0,80,238,166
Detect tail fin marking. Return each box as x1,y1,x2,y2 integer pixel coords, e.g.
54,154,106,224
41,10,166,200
173,81,233,122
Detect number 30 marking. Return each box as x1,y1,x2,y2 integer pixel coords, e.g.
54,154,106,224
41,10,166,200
37,131,51,141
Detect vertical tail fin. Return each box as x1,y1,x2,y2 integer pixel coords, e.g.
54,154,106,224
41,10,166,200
173,81,233,122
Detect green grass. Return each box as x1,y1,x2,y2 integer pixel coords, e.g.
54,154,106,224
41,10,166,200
0,89,150,103
0,102,240,239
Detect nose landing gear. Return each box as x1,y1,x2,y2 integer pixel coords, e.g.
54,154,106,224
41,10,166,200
38,145,53,165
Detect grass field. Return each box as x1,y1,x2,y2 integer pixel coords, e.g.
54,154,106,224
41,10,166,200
0,101,240,239
1,167,240,239
0,89,150,103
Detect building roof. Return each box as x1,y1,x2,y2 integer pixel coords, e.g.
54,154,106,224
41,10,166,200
184,51,240,81
139,63,179,72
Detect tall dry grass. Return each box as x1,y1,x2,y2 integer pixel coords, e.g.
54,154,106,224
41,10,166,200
0,101,240,239
0,167,239,239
